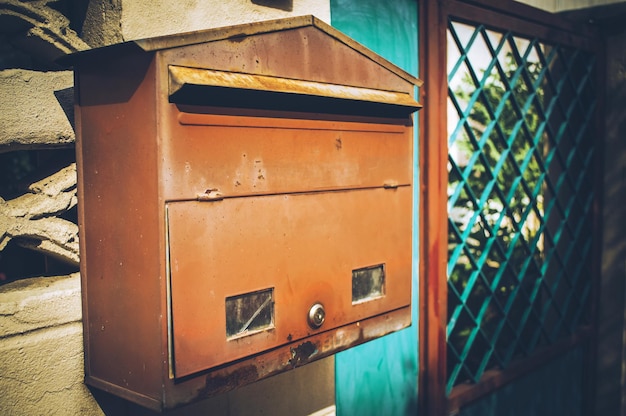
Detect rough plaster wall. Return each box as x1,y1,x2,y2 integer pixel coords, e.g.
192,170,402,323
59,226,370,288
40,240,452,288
0,70,74,151
0,274,103,416
90,358,335,416
516,0,559,11
80,0,123,47
554,0,626,10
120,0,331,40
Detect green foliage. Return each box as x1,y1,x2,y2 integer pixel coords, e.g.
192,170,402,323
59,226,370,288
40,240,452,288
447,51,547,386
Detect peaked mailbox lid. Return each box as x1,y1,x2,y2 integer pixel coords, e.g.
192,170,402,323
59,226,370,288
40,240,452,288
63,15,422,92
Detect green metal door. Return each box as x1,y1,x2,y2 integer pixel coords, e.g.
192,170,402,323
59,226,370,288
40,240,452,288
330,1,419,415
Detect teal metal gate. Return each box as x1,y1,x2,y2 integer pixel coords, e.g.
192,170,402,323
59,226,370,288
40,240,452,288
446,17,597,392
420,2,600,414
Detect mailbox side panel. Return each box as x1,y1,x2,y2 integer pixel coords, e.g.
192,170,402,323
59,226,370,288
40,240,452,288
75,49,166,408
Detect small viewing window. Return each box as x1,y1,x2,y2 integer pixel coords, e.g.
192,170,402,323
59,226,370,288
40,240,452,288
352,264,386,304
226,288,274,339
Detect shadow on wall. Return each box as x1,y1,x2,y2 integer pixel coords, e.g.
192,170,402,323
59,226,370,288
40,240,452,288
88,357,335,416
252,0,293,12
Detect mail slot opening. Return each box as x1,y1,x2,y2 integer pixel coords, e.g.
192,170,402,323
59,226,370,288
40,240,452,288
168,66,420,117
352,264,386,304
226,288,275,339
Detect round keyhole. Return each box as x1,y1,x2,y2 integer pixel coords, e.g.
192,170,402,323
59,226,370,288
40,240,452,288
308,303,325,329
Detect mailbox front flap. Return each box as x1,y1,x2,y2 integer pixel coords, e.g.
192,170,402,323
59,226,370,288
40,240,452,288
167,186,412,378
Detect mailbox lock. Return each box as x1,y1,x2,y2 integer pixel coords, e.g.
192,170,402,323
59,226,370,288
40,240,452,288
307,303,326,329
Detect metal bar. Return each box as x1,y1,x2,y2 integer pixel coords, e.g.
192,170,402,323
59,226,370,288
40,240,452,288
418,0,449,413
445,0,597,51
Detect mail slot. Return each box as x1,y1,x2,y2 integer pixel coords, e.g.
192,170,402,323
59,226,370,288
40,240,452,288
69,15,421,411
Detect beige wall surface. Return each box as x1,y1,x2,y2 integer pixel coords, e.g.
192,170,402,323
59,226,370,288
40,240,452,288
120,0,331,40
517,0,626,12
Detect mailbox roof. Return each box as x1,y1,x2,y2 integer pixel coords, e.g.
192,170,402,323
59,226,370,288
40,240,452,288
61,15,422,88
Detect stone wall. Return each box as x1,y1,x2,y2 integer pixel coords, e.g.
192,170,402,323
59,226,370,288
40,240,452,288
0,1,334,415
0,274,99,415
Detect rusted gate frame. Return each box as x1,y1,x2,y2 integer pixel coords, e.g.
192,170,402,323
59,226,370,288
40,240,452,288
418,1,604,414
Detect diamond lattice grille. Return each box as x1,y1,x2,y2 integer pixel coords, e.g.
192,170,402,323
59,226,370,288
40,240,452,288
446,20,596,392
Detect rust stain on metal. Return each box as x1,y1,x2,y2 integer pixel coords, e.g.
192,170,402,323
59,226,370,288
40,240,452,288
288,341,318,367
169,187,412,376
200,365,259,397
335,137,343,150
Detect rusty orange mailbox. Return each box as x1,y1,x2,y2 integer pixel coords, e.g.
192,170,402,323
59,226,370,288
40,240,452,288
70,15,421,411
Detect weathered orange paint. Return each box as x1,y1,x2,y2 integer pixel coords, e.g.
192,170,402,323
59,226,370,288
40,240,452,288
71,15,421,411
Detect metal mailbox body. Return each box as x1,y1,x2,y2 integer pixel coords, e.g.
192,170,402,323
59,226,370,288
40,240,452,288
71,16,421,411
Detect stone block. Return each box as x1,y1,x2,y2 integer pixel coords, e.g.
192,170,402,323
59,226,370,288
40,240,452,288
0,322,102,416
0,274,81,337
0,69,74,152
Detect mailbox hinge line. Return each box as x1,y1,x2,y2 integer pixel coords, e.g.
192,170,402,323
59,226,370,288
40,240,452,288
190,183,410,203
196,189,224,201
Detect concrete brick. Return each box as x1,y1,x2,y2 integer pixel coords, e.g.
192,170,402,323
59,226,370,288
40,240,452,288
0,274,94,415
0,322,102,416
0,0,89,66
0,274,81,337
0,69,74,152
